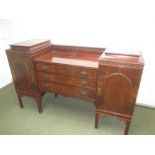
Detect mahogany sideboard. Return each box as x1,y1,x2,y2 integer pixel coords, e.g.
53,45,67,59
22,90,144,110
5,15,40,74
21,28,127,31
6,39,144,134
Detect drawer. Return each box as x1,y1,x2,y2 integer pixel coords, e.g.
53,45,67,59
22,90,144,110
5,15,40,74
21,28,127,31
35,63,97,79
38,72,97,89
39,81,96,100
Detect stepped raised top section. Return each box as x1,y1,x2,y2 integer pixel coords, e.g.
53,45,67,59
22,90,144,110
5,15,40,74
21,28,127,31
10,39,51,52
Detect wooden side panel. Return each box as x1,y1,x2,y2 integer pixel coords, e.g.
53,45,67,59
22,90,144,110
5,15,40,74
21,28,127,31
6,52,39,96
97,65,143,116
100,73,132,114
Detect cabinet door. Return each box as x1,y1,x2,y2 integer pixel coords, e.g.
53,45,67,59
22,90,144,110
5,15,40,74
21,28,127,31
7,53,39,95
97,65,142,116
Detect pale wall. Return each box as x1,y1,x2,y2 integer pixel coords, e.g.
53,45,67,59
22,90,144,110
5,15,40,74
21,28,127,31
0,0,155,107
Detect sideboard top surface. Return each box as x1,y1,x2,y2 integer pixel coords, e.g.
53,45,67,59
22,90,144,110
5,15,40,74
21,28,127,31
8,39,144,69
34,49,103,68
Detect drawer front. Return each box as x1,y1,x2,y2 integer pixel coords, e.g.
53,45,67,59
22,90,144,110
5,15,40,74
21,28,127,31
38,72,96,89
39,81,96,100
36,63,97,79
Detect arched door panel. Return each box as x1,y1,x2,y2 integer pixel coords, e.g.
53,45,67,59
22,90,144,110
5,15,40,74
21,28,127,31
99,73,132,115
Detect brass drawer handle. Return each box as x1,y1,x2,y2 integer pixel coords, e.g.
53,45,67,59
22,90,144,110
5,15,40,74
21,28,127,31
81,90,88,95
45,84,50,88
43,74,49,78
81,80,88,85
80,71,88,76
42,65,48,70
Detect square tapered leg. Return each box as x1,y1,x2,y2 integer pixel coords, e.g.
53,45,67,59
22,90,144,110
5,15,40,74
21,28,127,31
124,120,131,135
95,113,99,129
17,94,24,108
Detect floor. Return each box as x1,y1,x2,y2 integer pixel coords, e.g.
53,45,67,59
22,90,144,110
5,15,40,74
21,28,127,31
0,83,155,135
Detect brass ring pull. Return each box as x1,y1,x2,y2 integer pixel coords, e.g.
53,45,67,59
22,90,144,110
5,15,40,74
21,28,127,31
45,84,50,88
44,74,49,78
42,65,48,70
81,90,88,95
80,71,88,76
81,80,88,84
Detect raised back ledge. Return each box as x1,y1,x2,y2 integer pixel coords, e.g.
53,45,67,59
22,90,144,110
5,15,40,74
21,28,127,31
98,48,144,69
105,48,143,56
99,48,144,62
52,44,105,54
10,39,52,53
